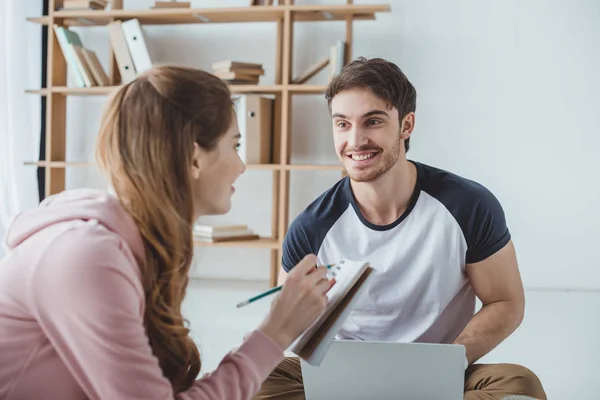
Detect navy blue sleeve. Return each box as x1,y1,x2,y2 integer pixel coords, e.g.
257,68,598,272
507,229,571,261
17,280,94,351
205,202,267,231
281,212,315,273
416,162,511,264
464,185,511,264
281,178,351,272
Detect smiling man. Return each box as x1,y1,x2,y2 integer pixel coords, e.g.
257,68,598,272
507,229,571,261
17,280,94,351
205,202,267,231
254,57,546,400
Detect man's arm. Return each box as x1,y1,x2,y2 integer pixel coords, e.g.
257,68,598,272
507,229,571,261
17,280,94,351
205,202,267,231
452,239,525,365
278,209,320,286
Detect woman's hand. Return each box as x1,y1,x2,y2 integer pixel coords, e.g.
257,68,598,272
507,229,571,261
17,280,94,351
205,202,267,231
258,254,335,350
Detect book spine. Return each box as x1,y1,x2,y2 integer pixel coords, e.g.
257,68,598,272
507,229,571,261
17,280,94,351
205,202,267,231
53,26,86,88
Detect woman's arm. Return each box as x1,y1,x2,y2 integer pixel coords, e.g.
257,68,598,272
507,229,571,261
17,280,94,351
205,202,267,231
183,330,284,399
30,224,283,400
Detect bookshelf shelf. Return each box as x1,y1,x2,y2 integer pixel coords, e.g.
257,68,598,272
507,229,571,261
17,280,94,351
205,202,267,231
31,0,390,286
287,84,327,94
286,164,343,171
27,4,389,26
194,237,279,249
24,161,89,167
27,16,51,25
24,161,344,171
26,84,328,96
230,84,283,94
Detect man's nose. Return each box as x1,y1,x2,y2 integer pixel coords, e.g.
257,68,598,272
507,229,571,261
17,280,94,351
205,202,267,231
347,126,368,149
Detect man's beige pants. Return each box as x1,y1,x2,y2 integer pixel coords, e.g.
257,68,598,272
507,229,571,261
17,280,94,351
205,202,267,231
253,357,547,400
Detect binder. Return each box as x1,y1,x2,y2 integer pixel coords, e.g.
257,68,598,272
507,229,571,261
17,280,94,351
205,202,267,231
234,95,273,164
120,19,153,74
108,21,137,83
336,40,346,73
328,40,346,80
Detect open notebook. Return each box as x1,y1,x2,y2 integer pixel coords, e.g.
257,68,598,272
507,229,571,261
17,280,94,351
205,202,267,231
288,259,373,366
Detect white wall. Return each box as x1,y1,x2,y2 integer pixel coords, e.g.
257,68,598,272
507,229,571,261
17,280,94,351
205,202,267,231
0,1,42,258
68,0,600,289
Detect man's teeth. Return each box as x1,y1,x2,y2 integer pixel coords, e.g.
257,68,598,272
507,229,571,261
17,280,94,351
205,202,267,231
351,153,376,161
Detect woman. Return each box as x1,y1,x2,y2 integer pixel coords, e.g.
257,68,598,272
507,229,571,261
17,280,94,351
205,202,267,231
0,65,334,399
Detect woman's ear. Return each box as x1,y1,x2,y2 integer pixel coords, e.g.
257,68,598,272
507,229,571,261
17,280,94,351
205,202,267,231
190,142,203,180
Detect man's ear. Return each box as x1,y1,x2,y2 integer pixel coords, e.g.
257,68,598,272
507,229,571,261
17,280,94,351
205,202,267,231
400,112,416,140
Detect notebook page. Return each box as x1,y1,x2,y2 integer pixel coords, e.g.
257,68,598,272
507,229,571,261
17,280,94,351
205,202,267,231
297,264,373,366
324,260,366,302
289,260,369,355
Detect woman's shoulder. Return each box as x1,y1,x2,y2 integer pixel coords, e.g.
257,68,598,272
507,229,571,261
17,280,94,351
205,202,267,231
35,219,146,303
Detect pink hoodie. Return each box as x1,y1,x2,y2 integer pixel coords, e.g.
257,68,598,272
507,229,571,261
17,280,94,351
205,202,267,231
0,188,283,400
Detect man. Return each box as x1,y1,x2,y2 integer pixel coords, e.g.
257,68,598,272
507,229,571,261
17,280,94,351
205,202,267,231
255,57,546,400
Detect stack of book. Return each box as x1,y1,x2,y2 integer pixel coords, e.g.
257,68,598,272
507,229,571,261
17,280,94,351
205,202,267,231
60,0,107,10
152,1,191,8
53,24,110,88
54,18,153,88
212,61,265,85
193,224,260,243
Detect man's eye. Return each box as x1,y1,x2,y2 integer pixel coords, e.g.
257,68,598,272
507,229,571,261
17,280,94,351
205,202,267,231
368,119,380,125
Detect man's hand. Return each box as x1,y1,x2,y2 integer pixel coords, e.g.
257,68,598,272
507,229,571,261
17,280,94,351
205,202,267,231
453,240,525,365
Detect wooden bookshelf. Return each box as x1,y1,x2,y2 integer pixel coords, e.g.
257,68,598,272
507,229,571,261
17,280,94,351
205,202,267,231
26,84,328,96
24,161,344,171
27,4,388,26
25,0,390,287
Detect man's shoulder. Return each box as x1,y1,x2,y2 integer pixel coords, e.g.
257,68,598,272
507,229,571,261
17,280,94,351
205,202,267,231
289,176,352,233
414,161,499,209
414,161,510,263
281,177,352,272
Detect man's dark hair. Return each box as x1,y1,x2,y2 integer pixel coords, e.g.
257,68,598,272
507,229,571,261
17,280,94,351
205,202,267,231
325,57,417,152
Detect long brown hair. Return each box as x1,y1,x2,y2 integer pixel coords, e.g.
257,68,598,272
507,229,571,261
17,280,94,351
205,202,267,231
95,65,234,393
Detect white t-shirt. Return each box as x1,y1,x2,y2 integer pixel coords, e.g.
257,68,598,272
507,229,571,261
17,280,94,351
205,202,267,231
282,160,511,344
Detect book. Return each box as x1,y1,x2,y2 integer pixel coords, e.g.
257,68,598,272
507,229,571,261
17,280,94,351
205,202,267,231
193,224,249,234
292,56,330,84
251,0,274,5
192,223,260,242
152,1,191,8
212,60,263,71
61,0,107,10
288,259,373,366
213,71,260,83
213,67,265,76
328,40,346,81
212,60,264,84
193,229,256,239
121,19,153,74
233,95,273,164
70,44,96,87
53,25,86,88
79,48,110,86
194,234,260,243
108,21,137,83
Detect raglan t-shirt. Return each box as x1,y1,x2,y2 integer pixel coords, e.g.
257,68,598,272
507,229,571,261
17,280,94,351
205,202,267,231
281,160,511,344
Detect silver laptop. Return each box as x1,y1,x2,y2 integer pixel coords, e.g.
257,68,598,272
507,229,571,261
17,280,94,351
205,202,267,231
300,340,466,400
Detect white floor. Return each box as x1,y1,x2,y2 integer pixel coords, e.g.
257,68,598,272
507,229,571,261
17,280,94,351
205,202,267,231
182,279,599,399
